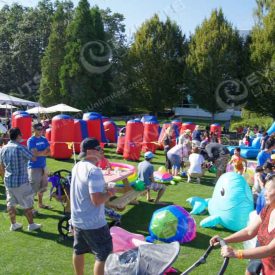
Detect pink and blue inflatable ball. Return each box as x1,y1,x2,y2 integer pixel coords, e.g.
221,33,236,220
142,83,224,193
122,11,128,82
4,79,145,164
146,205,196,243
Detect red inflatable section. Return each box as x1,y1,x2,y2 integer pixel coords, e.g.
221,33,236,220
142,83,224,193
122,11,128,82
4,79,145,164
123,120,144,161
210,123,222,143
180,122,196,135
73,120,82,154
12,111,29,128
45,128,51,142
13,114,32,146
51,115,74,159
83,113,107,142
116,135,125,154
142,121,159,153
104,121,117,143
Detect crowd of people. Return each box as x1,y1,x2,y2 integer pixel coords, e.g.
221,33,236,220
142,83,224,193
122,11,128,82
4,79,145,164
0,120,274,275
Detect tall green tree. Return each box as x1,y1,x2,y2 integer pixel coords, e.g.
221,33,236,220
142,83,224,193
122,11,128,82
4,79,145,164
39,1,73,106
59,0,110,109
247,3,275,119
254,0,273,25
186,9,244,118
127,15,187,115
0,1,54,101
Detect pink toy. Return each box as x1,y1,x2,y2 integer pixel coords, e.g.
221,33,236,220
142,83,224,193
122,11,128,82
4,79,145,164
110,226,146,253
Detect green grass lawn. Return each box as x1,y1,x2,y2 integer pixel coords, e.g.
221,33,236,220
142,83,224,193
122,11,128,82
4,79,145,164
0,148,247,275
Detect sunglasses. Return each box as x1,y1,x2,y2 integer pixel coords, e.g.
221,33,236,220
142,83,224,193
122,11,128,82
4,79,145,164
94,146,103,152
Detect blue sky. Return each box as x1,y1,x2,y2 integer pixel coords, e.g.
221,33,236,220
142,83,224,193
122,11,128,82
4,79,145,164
0,0,257,36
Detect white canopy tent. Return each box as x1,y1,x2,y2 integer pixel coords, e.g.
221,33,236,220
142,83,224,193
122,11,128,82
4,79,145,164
46,103,81,113
0,92,39,107
0,104,17,109
26,106,48,114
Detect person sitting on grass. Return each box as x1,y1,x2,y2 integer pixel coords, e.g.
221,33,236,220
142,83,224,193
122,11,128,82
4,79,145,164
229,147,247,175
187,146,205,184
137,151,167,205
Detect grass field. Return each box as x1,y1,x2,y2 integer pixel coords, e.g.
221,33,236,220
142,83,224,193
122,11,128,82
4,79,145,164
0,148,247,275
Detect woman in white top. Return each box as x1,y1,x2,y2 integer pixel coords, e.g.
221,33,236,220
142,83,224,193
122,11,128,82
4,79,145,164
187,147,205,183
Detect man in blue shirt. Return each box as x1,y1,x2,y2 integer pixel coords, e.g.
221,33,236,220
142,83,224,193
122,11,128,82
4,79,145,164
0,128,42,231
257,141,274,167
71,138,115,275
28,123,51,210
138,151,166,204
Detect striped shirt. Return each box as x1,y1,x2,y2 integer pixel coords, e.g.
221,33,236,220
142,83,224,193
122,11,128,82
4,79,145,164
0,141,33,188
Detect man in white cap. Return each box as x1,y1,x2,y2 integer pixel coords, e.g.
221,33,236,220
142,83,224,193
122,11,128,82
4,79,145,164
138,151,167,205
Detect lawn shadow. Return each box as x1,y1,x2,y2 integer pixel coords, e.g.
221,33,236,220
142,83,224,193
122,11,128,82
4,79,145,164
200,175,215,187
182,231,212,250
20,230,73,248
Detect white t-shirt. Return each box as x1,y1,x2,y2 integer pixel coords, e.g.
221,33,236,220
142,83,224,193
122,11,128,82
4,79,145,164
71,160,106,230
167,144,188,159
188,153,204,174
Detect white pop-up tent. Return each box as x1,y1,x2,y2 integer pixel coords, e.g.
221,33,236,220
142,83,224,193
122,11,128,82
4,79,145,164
26,106,48,114
46,103,81,113
0,92,39,107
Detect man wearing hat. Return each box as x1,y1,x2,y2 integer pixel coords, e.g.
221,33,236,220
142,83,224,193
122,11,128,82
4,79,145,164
27,122,51,210
138,151,167,204
71,138,115,275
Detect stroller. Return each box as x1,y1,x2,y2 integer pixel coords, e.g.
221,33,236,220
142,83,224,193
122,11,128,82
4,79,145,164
104,237,229,275
48,169,122,238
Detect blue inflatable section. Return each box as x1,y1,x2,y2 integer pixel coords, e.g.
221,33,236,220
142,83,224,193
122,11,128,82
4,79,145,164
227,136,262,159
83,112,107,143
267,122,275,135
141,115,158,123
79,120,88,139
53,114,72,120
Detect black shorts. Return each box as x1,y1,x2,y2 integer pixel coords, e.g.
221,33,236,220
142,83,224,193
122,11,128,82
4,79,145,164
73,224,113,261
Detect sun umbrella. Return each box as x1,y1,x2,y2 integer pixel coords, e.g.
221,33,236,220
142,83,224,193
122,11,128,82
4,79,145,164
45,103,81,113
26,106,49,114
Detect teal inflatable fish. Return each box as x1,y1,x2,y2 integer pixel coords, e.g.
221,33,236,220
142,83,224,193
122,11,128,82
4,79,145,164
187,172,254,231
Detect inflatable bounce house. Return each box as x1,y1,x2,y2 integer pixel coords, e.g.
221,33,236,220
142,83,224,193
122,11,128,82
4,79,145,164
123,120,144,161
142,121,159,153
83,112,107,143
104,120,118,143
180,122,196,135
187,172,254,231
12,111,32,146
210,123,221,143
51,115,74,159
227,122,275,159
74,119,88,153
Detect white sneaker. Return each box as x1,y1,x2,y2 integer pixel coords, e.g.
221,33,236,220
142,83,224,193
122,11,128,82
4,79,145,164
28,223,42,231
10,223,23,231
187,177,191,183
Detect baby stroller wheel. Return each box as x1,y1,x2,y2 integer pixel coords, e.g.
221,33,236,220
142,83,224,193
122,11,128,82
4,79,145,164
58,215,72,238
